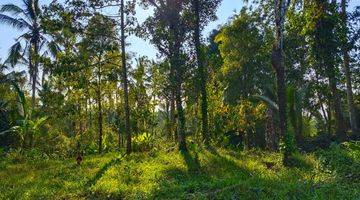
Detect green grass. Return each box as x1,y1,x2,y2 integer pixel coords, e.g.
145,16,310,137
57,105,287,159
0,142,359,199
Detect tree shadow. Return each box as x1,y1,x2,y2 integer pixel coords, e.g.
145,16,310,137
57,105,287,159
85,156,123,188
180,150,200,173
149,146,358,199
150,148,255,199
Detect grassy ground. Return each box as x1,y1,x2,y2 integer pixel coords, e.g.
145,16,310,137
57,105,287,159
0,142,359,200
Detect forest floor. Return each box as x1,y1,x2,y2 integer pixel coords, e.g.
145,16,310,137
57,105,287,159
0,142,359,200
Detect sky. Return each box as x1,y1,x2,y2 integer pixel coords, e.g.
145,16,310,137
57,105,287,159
0,0,243,64
0,0,358,65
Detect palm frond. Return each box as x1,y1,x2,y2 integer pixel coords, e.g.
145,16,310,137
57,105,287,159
0,13,29,30
5,42,23,67
0,100,8,113
0,129,14,136
47,40,60,57
33,116,47,130
23,0,36,20
33,0,41,17
0,4,24,16
18,32,32,40
0,62,9,71
253,95,279,111
11,81,28,118
5,70,26,83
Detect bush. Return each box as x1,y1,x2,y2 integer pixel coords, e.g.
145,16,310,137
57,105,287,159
316,142,360,181
132,133,154,152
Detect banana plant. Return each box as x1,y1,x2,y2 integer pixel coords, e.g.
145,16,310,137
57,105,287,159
0,82,47,148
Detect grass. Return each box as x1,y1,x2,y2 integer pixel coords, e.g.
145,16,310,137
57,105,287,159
0,142,359,200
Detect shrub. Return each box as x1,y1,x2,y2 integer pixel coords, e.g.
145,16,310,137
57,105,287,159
132,133,154,152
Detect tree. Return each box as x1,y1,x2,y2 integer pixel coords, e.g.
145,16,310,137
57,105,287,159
340,0,358,135
140,0,189,151
271,0,294,165
191,0,221,145
305,0,346,141
119,0,132,155
80,14,119,153
0,0,56,110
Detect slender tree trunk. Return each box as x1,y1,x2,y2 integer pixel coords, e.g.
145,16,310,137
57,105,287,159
169,69,177,141
85,92,89,131
193,0,208,145
29,39,39,148
175,82,187,151
341,0,358,135
120,0,131,155
329,77,347,141
116,90,122,149
169,8,187,151
265,108,277,151
165,99,172,139
97,93,103,153
97,64,103,154
31,47,38,111
272,0,292,165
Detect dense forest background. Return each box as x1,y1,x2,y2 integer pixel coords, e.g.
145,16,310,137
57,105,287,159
0,0,359,199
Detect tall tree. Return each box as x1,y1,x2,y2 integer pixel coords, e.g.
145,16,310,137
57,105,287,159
120,0,132,154
340,0,358,134
81,14,119,153
306,0,346,140
191,0,221,145
271,0,294,164
140,0,189,151
0,0,56,110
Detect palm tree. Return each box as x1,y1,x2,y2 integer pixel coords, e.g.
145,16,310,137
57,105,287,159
0,0,54,110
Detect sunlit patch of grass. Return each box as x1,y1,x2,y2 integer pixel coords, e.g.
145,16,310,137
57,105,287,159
0,142,359,199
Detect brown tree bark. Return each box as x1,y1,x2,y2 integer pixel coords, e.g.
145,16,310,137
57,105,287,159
329,77,347,141
168,1,187,151
120,0,132,155
193,0,209,145
272,0,292,165
97,59,103,154
341,0,358,135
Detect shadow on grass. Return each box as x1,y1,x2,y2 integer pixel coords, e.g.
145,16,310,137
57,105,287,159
85,155,123,188
180,150,200,173
151,148,256,199
149,146,359,199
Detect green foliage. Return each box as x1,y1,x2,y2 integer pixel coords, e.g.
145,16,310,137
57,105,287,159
0,144,359,199
316,142,360,181
132,133,155,153
216,9,272,104
1,82,47,148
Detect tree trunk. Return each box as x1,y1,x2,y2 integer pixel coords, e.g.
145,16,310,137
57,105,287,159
120,0,131,155
29,39,39,148
272,0,292,165
170,54,186,150
169,9,187,151
193,0,208,145
329,78,347,141
265,108,278,151
175,83,187,151
97,64,103,154
272,48,288,156
341,0,358,135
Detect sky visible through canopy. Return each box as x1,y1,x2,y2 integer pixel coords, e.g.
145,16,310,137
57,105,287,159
0,0,243,64
0,0,358,66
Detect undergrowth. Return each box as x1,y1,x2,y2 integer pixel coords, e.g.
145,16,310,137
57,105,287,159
0,142,359,199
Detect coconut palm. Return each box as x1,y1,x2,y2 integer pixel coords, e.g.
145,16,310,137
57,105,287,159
0,0,57,110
